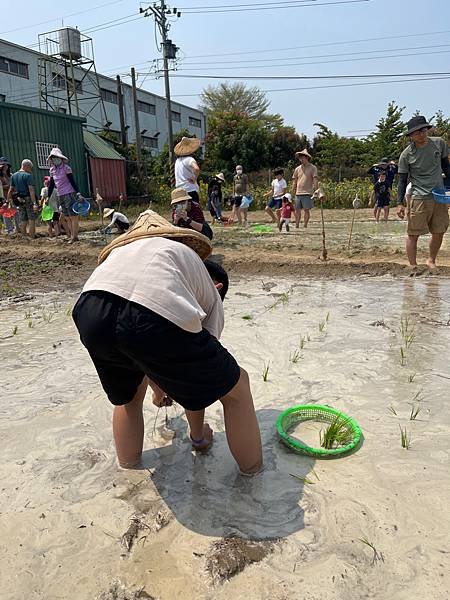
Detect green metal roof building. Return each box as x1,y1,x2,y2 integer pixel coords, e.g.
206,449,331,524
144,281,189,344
0,102,88,195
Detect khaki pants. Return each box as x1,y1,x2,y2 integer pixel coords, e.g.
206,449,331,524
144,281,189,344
406,196,449,236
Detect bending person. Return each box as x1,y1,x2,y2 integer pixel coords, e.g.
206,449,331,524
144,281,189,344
72,211,262,475
103,207,130,233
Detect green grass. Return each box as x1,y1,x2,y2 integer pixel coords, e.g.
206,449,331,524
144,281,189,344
262,361,270,382
318,321,326,332
399,425,411,449
400,315,415,349
289,349,302,363
399,346,406,366
319,415,353,449
409,405,421,420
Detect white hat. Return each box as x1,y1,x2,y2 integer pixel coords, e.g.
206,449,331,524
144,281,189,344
283,193,292,201
47,147,68,163
103,208,114,218
215,173,225,182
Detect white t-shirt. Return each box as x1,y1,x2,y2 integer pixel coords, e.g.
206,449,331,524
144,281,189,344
110,211,129,226
272,178,287,198
175,156,200,193
82,237,223,339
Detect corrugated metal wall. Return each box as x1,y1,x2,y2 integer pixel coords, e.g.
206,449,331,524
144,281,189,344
89,157,127,202
0,102,88,196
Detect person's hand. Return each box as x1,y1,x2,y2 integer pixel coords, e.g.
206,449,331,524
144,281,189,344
173,210,188,225
397,204,405,219
151,387,173,408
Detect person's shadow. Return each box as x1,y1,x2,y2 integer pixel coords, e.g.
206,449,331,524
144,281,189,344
140,408,315,540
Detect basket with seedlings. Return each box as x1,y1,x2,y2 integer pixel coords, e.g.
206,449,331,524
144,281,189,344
276,404,362,458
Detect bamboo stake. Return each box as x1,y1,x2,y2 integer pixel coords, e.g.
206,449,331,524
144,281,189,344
348,194,361,251
317,185,327,261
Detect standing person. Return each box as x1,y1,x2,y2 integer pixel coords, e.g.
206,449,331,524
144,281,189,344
0,158,16,235
174,136,201,203
278,193,294,232
231,165,249,225
264,168,287,224
207,173,225,224
373,172,391,223
102,208,130,233
397,115,450,271
171,188,213,240
367,157,398,188
291,149,319,229
47,147,83,244
72,210,262,475
40,176,60,238
8,159,39,238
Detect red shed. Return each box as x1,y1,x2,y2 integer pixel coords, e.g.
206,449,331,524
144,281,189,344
84,130,127,202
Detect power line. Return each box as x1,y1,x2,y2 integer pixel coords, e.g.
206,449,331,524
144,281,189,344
180,0,318,9
183,29,450,59
169,71,450,80
0,0,128,35
183,0,369,13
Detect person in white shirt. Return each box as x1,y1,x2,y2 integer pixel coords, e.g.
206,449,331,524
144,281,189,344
103,207,130,233
264,168,287,224
72,211,262,476
174,136,201,204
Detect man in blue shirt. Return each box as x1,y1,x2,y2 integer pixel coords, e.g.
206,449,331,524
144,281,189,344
367,158,398,189
8,159,38,238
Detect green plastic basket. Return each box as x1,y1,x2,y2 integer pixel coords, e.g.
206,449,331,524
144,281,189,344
250,224,273,233
276,404,362,458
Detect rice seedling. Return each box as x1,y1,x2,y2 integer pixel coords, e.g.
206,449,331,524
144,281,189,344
24,310,31,320
262,361,270,382
399,425,411,449
408,373,416,383
325,312,330,322
358,538,384,565
42,311,54,324
65,307,72,316
289,349,302,363
27,319,33,329
319,415,353,449
12,325,18,336
411,388,424,403
290,473,316,485
306,334,311,342
399,347,406,366
400,316,415,349
299,336,306,350
311,468,320,481
318,321,326,332
409,405,421,420
241,314,253,320
388,405,397,416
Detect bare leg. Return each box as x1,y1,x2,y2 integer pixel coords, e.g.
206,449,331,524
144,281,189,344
112,377,147,468
406,234,419,266
242,208,248,226
265,207,276,223
373,206,377,220
29,220,36,238
70,215,79,241
384,207,390,222
375,208,381,223
303,209,311,228
19,220,27,235
275,208,281,225
295,208,302,228
236,206,242,225
428,233,444,269
220,368,262,475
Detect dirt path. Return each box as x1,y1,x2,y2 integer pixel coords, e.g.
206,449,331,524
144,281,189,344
2,208,450,300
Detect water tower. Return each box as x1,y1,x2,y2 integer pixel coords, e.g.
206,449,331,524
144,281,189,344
38,27,107,124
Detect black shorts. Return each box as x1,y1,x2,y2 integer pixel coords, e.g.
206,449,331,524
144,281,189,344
52,212,60,222
188,191,200,203
117,220,130,232
233,196,243,207
72,291,240,410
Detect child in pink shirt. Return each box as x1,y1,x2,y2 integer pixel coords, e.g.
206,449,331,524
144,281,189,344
278,194,294,232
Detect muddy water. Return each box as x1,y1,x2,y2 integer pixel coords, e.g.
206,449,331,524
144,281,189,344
1,277,450,599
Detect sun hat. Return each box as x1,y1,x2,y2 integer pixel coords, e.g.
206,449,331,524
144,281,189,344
215,172,225,182
283,193,292,201
170,187,192,205
103,207,114,218
379,157,389,164
97,209,212,264
406,115,432,136
0,156,11,166
174,136,201,157
295,149,312,160
47,147,68,163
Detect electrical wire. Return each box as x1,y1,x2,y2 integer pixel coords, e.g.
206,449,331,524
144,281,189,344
168,71,450,80
180,0,318,9
181,0,369,13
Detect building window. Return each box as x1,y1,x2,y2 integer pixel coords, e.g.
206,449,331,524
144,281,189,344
142,136,159,149
0,56,29,79
138,100,156,115
0,94,5,102
58,107,67,114
189,116,202,128
35,142,58,169
171,110,181,123
52,73,83,93
100,88,118,104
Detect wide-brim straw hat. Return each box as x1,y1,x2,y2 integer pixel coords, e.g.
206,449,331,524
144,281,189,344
174,136,201,157
295,149,312,160
47,147,68,163
170,187,192,205
98,210,212,264
215,172,225,182
103,208,114,218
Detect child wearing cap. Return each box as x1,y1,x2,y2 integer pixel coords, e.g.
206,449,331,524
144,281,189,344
373,172,391,223
278,194,294,232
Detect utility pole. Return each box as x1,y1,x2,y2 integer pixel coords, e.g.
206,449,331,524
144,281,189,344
131,66,143,189
116,75,128,147
141,1,180,184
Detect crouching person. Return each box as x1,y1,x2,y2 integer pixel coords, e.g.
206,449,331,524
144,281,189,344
171,187,213,240
72,211,262,476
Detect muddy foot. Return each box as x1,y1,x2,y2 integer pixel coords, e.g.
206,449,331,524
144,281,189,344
191,423,213,452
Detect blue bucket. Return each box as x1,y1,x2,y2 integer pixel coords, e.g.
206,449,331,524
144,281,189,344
72,198,91,216
432,187,450,204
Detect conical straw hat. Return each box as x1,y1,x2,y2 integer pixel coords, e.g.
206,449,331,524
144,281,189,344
174,136,201,156
98,210,212,264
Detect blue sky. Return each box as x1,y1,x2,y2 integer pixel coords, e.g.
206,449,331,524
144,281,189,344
2,0,450,138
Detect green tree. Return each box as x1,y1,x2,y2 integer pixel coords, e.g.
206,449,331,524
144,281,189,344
204,110,271,173
366,101,405,162
201,82,270,119
268,126,309,169
149,128,201,185
431,110,450,142
312,123,368,180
